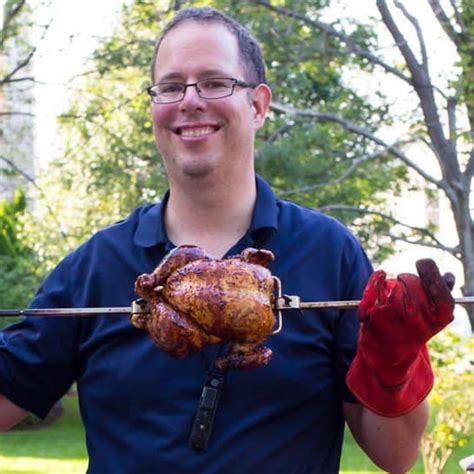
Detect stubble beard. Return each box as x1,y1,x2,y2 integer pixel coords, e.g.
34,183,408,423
167,150,218,180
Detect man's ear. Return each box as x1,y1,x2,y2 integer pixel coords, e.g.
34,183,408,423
252,84,272,130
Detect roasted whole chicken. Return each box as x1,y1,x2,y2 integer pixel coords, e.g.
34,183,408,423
132,245,276,370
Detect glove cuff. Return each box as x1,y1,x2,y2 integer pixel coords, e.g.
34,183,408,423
346,345,434,417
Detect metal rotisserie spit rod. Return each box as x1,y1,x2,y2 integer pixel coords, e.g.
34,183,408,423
1,296,474,317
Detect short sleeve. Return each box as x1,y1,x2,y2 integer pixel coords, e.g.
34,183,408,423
0,255,81,418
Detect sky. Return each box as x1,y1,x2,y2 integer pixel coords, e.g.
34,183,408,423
32,0,126,163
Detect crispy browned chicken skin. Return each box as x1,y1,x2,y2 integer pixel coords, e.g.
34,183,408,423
132,245,276,370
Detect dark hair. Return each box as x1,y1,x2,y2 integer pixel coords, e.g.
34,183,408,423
151,7,266,85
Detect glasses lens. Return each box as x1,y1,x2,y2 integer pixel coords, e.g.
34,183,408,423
198,79,234,99
154,83,185,103
150,79,238,103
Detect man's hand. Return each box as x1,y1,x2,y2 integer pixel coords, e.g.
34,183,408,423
346,259,454,417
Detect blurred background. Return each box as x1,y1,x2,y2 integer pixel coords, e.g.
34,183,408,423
0,1,472,472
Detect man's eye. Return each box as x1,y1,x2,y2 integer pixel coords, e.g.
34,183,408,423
201,80,230,90
159,84,182,94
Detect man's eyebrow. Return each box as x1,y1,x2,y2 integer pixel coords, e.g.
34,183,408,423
199,69,232,78
156,69,233,83
156,73,183,83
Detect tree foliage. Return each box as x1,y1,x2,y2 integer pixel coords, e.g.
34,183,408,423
251,0,474,331
23,1,168,263
0,188,43,329
0,0,46,323
23,0,474,329
26,0,409,267
213,0,408,262
422,331,474,473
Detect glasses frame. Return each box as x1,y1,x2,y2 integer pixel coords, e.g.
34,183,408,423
146,77,256,104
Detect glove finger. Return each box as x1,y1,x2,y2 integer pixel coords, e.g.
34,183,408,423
442,272,455,291
358,270,387,322
415,259,454,307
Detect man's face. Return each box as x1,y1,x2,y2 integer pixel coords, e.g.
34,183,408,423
151,21,269,181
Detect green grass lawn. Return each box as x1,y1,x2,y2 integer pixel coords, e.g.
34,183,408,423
0,395,471,473
340,429,472,473
0,396,88,474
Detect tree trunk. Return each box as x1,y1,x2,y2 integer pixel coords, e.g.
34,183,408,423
454,192,474,331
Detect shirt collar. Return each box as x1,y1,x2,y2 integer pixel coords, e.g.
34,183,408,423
249,175,278,235
134,175,278,248
133,192,169,248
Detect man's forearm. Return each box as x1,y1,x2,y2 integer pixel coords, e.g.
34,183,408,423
343,400,428,473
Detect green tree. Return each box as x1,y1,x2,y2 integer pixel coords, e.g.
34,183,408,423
0,188,43,329
0,0,52,318
422,331,474,473
214,0,407,262
253,1,474,331
27,0,407,266
23,1,168,263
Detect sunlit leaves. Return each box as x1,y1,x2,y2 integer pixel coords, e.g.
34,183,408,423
422,332,474,473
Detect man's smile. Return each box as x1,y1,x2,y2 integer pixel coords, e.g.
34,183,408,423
174,124,220,138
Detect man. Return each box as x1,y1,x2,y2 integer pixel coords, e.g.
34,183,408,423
0,7,453,473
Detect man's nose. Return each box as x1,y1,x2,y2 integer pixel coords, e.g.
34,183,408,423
179,84,205,110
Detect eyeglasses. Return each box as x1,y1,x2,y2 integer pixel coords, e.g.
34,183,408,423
146,77,256,104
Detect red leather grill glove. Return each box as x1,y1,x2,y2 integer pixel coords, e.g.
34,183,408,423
346,259,454,417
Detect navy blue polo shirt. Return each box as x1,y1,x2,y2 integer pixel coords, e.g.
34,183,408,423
0,176,372,474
